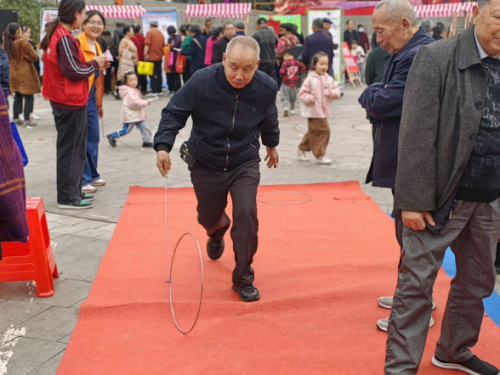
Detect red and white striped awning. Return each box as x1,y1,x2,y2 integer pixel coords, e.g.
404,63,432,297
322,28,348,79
186,3,252,18
86,5,146,19
415,2,476,18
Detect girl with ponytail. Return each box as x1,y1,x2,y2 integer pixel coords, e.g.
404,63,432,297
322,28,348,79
41,0,109,210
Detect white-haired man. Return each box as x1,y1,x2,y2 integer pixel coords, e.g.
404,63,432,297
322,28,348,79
154,37,280,303
358,0,434,332
388,0,500,373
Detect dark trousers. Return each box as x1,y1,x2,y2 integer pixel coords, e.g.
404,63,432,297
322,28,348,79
182,60,192,85
13,93,34,121
104,66,113,93
82,92,100,186
151,61,163,94
258,63,276,81
190,160,260,287
166,72,181,93
134,66,148,94
53,107,87,205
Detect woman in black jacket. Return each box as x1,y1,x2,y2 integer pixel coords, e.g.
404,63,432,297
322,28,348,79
180,25,206,76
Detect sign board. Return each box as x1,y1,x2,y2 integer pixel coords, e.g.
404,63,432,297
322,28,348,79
40,8,58,42
341,41,359,73
307,9,342,83
259,14,302,34
142,8,178,41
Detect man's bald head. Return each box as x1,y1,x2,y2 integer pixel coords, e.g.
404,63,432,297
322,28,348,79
223,36,261,89
226,36,260,62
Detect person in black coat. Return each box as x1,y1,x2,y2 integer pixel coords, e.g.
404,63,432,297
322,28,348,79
343,20,359,47
211,23,235,64
302,18,334,72
181,25,206,76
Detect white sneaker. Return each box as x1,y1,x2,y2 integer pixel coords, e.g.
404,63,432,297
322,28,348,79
315,156,333,164
378,296,437,311
294,149,308,161
377,315,435,332
30,113,40,120
19,114,24,121
91,179,106,187
82,185,97,193
291,110,295,115
284,108,289,117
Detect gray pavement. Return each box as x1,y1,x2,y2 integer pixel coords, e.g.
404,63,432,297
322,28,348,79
0,86,498,374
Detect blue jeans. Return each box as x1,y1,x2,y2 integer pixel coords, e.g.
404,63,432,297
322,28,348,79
82,85,100,186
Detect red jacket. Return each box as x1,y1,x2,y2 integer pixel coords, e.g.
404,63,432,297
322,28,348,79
43,26,97,107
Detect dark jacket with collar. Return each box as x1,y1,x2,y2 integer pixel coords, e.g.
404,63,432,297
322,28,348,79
253,27,277,64
365,46,391,86
181,33,206,75
234,31,245,37
0,47,10,100
302,30,335,71
154,64,279,171
358,27,434,189
211,36,231,65
393,26,490,231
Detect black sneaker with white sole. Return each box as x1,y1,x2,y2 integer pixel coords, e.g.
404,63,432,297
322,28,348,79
232,285,260,302
432,355,500,375
207,239,225,260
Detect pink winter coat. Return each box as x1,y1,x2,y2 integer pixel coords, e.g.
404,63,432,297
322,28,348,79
119,85,148,124
298,71,341,118
204,37,219,66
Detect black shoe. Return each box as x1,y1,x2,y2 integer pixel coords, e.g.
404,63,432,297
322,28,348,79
112,90,120,100
496,263,500,275
142,142,153,148
232,285,260,302
207,239,224,260
107,135,117,147
432,355,500,375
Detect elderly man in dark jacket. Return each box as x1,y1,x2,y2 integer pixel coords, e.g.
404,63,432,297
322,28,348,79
388,0,500,373
253,18,278,80
211,23,235,65
302,18,334,71
155,37,279,303
358,0,434,334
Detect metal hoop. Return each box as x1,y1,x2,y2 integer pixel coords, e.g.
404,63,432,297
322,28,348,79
169,233,204,335
256,191,314,205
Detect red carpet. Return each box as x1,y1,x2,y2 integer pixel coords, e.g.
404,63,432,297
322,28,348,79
57,182,500,374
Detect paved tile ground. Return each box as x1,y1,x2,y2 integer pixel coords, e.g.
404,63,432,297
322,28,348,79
1,86,498,374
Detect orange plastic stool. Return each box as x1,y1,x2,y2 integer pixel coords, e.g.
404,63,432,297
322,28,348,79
0,197,59,298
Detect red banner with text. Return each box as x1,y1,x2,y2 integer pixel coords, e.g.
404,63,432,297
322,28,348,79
342,42,360,73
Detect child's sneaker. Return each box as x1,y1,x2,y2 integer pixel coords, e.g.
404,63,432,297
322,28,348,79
107,135,117,147
284,108,289,117
142,142,153,148
82,185,97,193
316,156,333,164
291,110,295,115
294,149,309,161
58,201,93,210
30,113,41,120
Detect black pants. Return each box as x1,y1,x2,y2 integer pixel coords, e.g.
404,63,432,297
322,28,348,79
190,160,260,287
151,61,163,94
13,93,34,121
182,60,192,85
258,63,277,81
166,72,181,93
134,66,148,94
104,65,113,93
53,107,87,205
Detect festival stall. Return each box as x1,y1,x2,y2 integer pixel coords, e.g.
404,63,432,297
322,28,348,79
185,3,253,33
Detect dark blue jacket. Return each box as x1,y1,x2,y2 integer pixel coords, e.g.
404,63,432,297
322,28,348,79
0,47,10,101
182,34,207,75
302,30,334,71
154,64,279,171
358,27,434,189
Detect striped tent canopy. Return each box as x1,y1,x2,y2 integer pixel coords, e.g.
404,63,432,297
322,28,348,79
86,5,146,19
414,2,476,18
186,3,252,18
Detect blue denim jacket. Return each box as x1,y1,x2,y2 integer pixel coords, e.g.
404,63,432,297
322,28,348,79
0,47,10,100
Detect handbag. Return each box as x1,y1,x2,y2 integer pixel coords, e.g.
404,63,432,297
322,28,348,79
10,122,28,167
168,51,175,70
175,54,186,74
137,61,154,76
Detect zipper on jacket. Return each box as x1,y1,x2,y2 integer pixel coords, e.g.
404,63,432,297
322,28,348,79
225,92,240,171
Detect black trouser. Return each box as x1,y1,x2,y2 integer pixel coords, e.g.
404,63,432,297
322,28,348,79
167,72,181,93
104,65,113,93
495,242,500,271
258,63,277,81
190,160,260,287
182,60,192,85
151,61,163,94
135,66,148,94
53,107,87,205
13,93,34,121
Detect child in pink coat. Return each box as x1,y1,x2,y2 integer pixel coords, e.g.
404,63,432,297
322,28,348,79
295,52,341,164
106,72,153,148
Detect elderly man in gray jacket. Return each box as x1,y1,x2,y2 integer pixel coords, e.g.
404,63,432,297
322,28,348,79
388,0,500,374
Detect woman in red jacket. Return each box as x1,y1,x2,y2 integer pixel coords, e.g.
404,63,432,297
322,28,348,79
40,0,107,210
